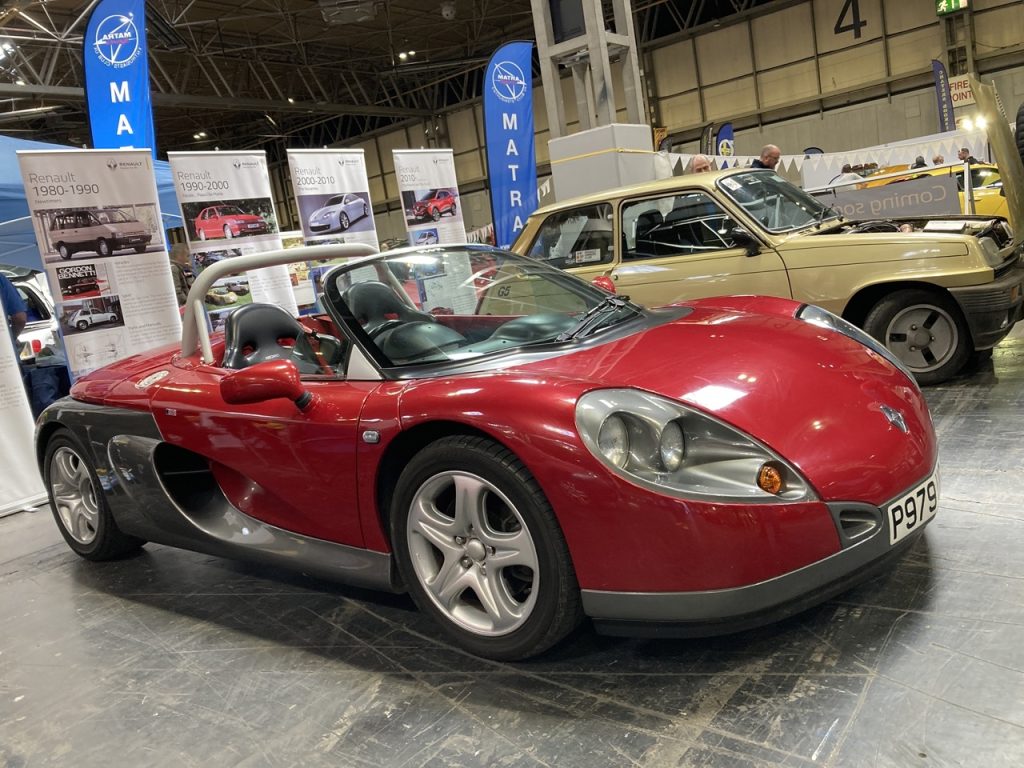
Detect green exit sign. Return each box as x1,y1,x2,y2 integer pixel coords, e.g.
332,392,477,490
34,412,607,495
937,0,969,15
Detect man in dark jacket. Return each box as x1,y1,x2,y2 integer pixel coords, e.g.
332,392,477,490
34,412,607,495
751,145,781,170
169,243,194,306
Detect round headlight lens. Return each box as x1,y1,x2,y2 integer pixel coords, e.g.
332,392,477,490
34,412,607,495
598,414,629,468
659,421,685,472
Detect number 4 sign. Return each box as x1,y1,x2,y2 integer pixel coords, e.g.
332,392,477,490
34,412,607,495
834,0,867,38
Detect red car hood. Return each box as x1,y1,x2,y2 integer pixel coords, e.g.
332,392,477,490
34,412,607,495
508,298,935,504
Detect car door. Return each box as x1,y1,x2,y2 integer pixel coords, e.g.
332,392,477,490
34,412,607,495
523,202,617,285
610,190,791,307
150,354,382,547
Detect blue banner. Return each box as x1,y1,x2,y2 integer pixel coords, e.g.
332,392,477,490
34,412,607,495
932,60,955,133
83,0,156,156
714,123,734,157
484,41,536,249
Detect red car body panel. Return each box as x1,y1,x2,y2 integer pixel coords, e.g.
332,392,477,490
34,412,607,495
194,207,268,239
412,191,456,219
69,296,935,596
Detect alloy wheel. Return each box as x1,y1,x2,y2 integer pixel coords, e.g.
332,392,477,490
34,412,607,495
885,304,958,373
406,470,539,636
49,446,100,545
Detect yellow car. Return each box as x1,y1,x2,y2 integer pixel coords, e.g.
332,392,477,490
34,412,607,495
513,88,1024,386
863,163,1007,217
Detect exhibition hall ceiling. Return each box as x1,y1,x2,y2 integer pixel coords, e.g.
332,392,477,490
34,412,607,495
0,0,774,155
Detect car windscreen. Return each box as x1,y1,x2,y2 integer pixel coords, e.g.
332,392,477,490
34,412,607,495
717,172,838,233
323,246,641,369
94,209,133,224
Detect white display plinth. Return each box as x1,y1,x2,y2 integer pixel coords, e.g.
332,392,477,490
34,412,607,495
548,124,657,202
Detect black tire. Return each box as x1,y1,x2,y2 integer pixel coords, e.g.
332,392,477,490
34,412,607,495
863,289,971,385
96,238,111,257
431,207,441,222
76,321,88,330
133,245,147,253
1015,102,1024,167
450,202,457,217
42,429,145,560
57,243,71,260
390,435,582,660
339,212,350,230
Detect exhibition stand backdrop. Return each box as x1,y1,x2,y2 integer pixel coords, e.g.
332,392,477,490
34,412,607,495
0,135,181,271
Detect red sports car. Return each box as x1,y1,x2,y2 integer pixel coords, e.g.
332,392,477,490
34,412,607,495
36,244,938,660
193,204,269,241
410,188,458,222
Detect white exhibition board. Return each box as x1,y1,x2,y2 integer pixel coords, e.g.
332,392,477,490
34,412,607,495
286,149,379,249
17,149,181,379
168,151,296,321
0,334,44,516
393,149,467,247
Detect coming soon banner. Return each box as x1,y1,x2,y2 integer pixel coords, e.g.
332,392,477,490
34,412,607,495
168,151,296,324
18,149,179,379
393,149,466,247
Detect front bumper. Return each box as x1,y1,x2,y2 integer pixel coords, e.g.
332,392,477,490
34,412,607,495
112,234,152,249
949,259,1024,349
584,498,932,638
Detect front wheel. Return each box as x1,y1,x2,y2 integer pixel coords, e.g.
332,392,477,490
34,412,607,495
133,245,147,253
431,207,441,222
57,243,71,260
863,289,971,385
43,430,145,560
390,435,582,660
96,238,111,257
339,212,350,230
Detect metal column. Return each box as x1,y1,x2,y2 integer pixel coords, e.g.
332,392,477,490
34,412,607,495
530,0,646,139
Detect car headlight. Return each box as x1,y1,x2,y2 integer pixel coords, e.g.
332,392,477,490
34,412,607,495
576,389,815,502
796,304,917,385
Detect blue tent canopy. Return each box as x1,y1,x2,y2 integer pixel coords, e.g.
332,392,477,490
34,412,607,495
0,135,181,270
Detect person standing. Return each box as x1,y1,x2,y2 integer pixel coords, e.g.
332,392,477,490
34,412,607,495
1,272,27,354
958,147,979,164
751,144,781,170
827,164,862,188
933,155,945,165
169,243,194,307
688,154,713,173
911,155,927,168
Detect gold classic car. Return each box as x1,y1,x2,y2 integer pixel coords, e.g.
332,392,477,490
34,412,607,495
513,82,1024,386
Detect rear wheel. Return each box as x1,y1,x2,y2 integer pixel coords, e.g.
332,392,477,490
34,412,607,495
863,289,970,385
390,435,582,660
198,228,207,241
450,202,457,217
223,224,233,239
43,430,145,560
76,320,88,330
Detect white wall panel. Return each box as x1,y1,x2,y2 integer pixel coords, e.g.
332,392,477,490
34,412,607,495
752,4,814,71
704,76,758,121
974,5,1024,53
887,27,942,77
883,3,938,34
377,128,409,173
813,0,882,54
650,39,696,96
757,61,819,110
695,24,753,86
352,139,379,177
657,91,702,129
448,108,477,151
819,40,886,93
454,150,483,182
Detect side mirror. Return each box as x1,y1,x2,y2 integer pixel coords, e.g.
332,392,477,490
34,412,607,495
592,276,617,294
220,359,315,411
729,227,761,256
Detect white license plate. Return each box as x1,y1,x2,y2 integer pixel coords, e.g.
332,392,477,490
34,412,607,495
887,471,939,545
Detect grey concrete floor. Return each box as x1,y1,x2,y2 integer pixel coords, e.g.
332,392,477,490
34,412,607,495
2,330,1023,768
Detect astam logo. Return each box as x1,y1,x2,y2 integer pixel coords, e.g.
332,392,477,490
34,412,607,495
93,13,141,69
491,60,527,104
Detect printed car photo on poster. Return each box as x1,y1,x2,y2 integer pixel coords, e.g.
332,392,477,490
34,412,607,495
35,204,161,262
204,277,253,313
60,296,124,335
181,199,277,242
298,192,373,235
55,263,103,299
191,246,243,275
414,228,439,246
402,188,459,224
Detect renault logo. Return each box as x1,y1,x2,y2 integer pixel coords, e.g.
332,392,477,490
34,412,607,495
880,404,908,433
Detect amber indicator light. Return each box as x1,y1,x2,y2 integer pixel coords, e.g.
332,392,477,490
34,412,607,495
757,463,784,495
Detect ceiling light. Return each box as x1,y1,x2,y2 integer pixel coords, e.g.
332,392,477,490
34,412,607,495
399,52,407,60
408,50,415,56
975,115,988,130
15,79,24,85
288,97,295,103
